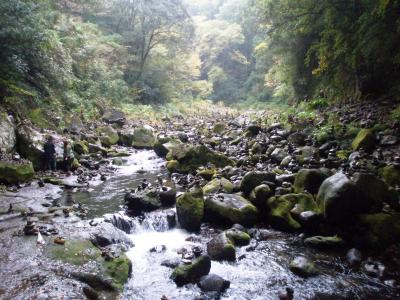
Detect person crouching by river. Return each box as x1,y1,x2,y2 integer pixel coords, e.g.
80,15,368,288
63,140,75,176
43,136,56,172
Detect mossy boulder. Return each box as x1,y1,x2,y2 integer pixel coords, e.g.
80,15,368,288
213,122,226,134
289,256,318,277
73,140,89,155
97,126,119,147
249,184,273,209
132,126,156,149
167,145,235,174
207,233,236,261
204,193,259,226
295,146,318,164
171,255,211,286
352,129,375,152
197,167,217,181
294,169,329,194
154,138,182,158
379,165,400,187
176,188,204,231
0,160,34,184
304,235,344,249
351,213,400,249
203,178,234,194
240,171,276,196
119,128,135,146
166,160,180,173
266,193,318,231
102,254,132,291
225,229,251,246
124,189,162,214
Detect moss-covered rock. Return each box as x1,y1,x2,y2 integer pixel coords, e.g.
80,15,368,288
167,145,235,174
103,254,132,291
176,188,204,231
207,233,236,261
379,165,400,187
197,167,217,181
289,256,318,277
203,178,234,194
0,160,34,184
294,169,330,194
97,126,119,147
204,193,259,226
249,184,273,209
351,213,400,249
352,129,375,152
132,126,156,149
225,229,251,246
240,171,276,196
266,193,318,231
124,189,162,214
295,146,318,164
166,160,180,173
213,122,226,134
73,140,89,155
171,255,211,286
304,235,344,249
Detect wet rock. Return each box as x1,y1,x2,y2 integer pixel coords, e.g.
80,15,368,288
346,248,362,267
0,160,34,184
24,220,39,235
240,171,276,195
317,173,365,224
176,188,204,231
293,169,329,194
161,258,181,268
54,236,66,245
124,189,162,215
304,235,344,249
150,245,167,253
204,193,258,226
159,187,177,206
249,184,273,209
362,260,385,278
295,146,318,164
132,125,156,149
289,256,318,277
102,109,125,126
271,148,288,164
104,212,134,234
213,122,226,134
288,132,306,146
171,255,211,286
352,129,375,152
207,233,236,261
203,178,234,194
298,211,322,233
198,274,230,293
266,193,318,231
225,228,251,246
0,112,16,153
91,222,133,248
166,211,176,229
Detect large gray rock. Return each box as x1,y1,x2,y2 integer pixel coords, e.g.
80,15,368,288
0,112,16,153
132,126,156,149
124,189,161,215
198,274,230,293
240,171,276,195
102,109,126,126
204,193,258,226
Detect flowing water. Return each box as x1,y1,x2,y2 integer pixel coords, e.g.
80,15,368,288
61,149,398,300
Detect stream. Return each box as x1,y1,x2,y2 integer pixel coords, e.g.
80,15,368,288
61,149,397,300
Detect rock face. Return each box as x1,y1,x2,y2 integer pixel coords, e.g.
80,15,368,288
207,233,236,261
204,193,258,226
166,145,235,173
176,189,204,231
198,274,230,293
0,112,16,153
16,125,48,170
267,193,318,231
294,169,329,194
171,255,211,286
240,171,276,196
352,129,375,151
317,173,366,224
203,178,234,194
132,126,156,149
102,109,126,126
0,160,35,184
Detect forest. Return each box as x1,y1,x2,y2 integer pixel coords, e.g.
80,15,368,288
0,1,400,300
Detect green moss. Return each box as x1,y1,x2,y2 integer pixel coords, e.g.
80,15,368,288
103,254,131,291
336,150,351,160
379,165,400,187
48,240,102,266
73,140,89,155
225,229,251,246
132,126,156,149
304,235,344,249
176,189,204,231
28,108,53,129
0,160,35,184
352,129,375,151
171,255,211,286
197,167,217,181
203,178,234,194
97,126,119,147
166,160,180,173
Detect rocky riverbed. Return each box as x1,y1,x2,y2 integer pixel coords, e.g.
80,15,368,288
0,107,399,299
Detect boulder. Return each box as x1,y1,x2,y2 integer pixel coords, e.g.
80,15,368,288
203,178,234,194
204,193,258,226
351,213,400,249
167,145,235,173
266,193,318,231
103,212,135,234
225,229,251,246
90,222,134,248
240,171,276,196
303,235,344,249
97,126,119,147
207,233,236,261
154,138,182,158
73,140,89,155
249,184,273,209
271,148,288,164
124,189,162,215
0,160,34,184
295,146,318,164
289,256,318,277
317,173,368,224
294,169,330,194
213,122,226,134
176,188,204,231
132,126,156,149
352,129,375,152
119,128,135,146
288,132,306,146
171,255,211,286
166,160,180,173
198,274,230,293
0,112,16,153
102,109,125,126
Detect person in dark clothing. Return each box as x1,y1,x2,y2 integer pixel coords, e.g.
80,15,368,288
43,136,56,171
